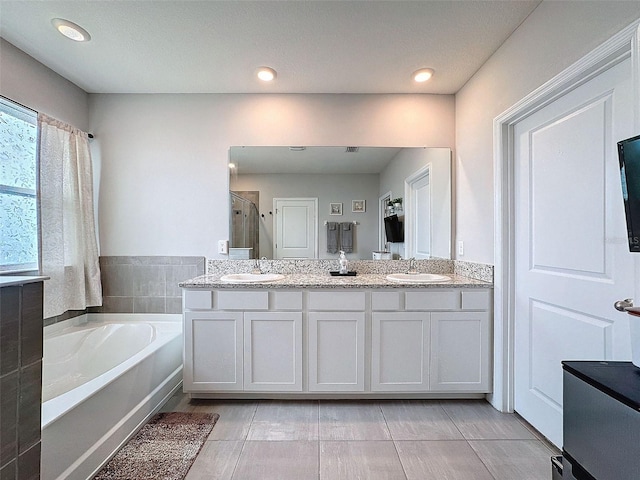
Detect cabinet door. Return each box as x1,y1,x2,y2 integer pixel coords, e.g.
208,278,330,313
308,312,365,392
371,312,429,391
184,311,243,392
430,311,491,392
244,312,303,391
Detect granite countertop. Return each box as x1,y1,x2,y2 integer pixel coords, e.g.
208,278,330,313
179,272,492,289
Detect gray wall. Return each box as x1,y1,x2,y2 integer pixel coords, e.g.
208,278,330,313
88,93,456,259
5,4,640,266
455,1,640,263
0,38,89,130
379,147,452,258
232,173,379,259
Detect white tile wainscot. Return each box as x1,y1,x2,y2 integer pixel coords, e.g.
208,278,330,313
182,283,492,399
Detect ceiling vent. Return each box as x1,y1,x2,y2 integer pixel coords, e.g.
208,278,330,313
345,147,359,153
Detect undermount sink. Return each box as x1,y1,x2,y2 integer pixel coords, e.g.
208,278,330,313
220,273,285,283
385,273,451,283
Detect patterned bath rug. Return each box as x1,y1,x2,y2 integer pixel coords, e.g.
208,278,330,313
94,412,219,480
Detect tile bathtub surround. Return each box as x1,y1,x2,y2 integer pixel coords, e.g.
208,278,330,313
91,256,206,314
0,280,45,480
160,394,558,480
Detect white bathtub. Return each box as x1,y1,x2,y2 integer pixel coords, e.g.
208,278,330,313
40,314,183,480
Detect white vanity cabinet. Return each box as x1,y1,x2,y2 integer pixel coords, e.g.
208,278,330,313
184,310,244,391
183,289,303,392
182,285,492,397
307,291,366,392
372,312,430,391
370,289,491,392
430,311,491,391
243,311,302,391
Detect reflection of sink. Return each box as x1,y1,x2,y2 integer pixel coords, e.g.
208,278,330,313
220,273,285,283
385,273,451,283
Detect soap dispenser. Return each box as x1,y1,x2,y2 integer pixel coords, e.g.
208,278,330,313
339,250,349,274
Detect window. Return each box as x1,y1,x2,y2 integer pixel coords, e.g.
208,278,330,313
0,97,39,273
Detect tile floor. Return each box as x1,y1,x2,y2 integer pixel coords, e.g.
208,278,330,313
161,392,559,480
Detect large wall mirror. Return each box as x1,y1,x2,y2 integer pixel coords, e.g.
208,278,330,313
229,146,451,260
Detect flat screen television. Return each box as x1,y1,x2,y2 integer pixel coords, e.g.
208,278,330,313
384,214,404,243
617,134,640,252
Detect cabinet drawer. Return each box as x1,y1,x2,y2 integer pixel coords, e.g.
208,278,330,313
217,291,268,310
405,290,460,310
184,289,213,310
461,290,491,310
371,291,402,311
271,291,303,310
308,291,366,311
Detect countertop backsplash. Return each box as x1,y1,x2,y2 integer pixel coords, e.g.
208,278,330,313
206,258,493,283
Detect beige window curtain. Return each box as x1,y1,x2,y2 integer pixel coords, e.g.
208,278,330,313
39,113,102,318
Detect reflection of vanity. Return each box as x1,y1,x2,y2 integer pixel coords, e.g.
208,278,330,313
228,146,451,260
180,265,492,398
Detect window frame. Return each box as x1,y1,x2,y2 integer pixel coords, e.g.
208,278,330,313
0,96,40,274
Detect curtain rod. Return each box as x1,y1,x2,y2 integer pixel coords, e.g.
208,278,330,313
324,221,358,225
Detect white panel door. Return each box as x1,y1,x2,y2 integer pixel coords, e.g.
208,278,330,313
308,312,365,391
514,58,634,446
274,198,318,259
405,167,431,259
371,312,429,391
184,311,243,391
243,312,303,391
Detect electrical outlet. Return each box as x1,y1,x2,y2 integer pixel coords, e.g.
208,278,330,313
457,241,464,256
217,240,228,254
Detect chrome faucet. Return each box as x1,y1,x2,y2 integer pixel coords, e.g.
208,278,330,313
252,257,268,274
407,257,418,275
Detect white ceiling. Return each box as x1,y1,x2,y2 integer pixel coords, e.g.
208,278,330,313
0,0,541,94
230,146,404,174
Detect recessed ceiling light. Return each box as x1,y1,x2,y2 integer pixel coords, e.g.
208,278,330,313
51,18,91,42
257,67,277,82
413,68,434,83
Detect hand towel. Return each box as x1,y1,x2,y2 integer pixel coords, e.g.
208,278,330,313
327,222,339,253
341,222,353,253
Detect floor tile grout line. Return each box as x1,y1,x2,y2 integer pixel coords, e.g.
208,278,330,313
243,400,259,441
379,401,410,480
229,438,249,480
438,399,468,440
438,400,498,480
230,401,259,480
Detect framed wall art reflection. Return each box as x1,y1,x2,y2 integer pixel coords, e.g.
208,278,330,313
329,203,343,215
352,200,365,213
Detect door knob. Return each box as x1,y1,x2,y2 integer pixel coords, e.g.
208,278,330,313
614,298,634,311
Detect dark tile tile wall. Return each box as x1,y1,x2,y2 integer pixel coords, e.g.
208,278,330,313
0,281,44,480
89,256,205,315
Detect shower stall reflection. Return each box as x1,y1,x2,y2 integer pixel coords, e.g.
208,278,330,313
230,191,259,259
